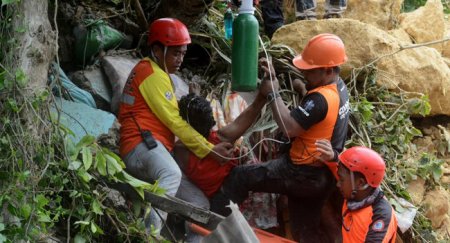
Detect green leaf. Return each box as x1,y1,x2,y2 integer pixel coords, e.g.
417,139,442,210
92,200,103,215
358,99,374,122
64,137,78,160
68,160,82,170
15,68,28,88
6,98,19,112
74,234,87,243
35,194,49,208
1,0,18,6
37,211,51,222
0,234,6,243
82,147,93,170
119,171,165,198
407,96,431,116
133,187,145,200
103,149,125,168
90,222,104,234
0,223,4,231
20,204,32,219
76,135,95,149
121,172,151,188
374,136,385,144
105,154,123,176
91,222,97,233
432,165,443,183
0,70,5,91
96,152,107,176
69,190,80,198
77,169,93,183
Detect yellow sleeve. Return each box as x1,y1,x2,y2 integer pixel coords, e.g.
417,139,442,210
138,65,213,158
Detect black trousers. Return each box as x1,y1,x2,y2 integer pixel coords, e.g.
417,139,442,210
219,154,335,243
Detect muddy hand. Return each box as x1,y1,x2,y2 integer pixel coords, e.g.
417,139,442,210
189,82,201,95
210,142,234,165
259,57,279,97
315,139,334,162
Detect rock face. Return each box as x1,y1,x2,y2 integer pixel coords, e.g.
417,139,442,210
423,188,450,233
70,67,112,111
344,0,403,30
399,0,446,54
443,14,450,58
388,28,413,44
272,19,450,116
406,178,426,205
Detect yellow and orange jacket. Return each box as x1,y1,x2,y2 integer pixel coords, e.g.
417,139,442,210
118,58,213,158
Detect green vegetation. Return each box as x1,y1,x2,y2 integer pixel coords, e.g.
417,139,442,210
0,0,447,242
0,1,163,242
347,68,443,241
403,0,450,13
195,2,445,241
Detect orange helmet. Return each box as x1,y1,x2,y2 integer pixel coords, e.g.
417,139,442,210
338,147,386,188
293,33,347,70
148,18,191,46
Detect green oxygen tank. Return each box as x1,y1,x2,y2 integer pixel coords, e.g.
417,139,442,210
231,0,259,92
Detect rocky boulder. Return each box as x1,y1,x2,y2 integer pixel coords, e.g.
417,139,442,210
406,177,426,205
423,188,450,240
399,0,446,54
344,0,403,30
443,14,450,58
272,19,450,116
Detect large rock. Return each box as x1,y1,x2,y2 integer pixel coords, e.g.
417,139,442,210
443,15,450,58
423,188,450,238
442,160,450,184
70,66,112,111
435,216,450,241
272,19,450,116
406,177,426,205
388,28,413,45
399,0,446,53
344,0,403,30
309,0,403,30
444,57,450,68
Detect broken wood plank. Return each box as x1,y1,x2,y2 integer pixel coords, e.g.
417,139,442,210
108,182,225,230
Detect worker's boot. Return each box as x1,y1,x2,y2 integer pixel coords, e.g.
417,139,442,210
323,12,343,19
296,15,317,21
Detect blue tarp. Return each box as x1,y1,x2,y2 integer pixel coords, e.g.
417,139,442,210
49,63,97,108
51,97,116,144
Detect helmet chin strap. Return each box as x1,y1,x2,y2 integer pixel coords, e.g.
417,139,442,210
163,46,169,74
162,46,176,90
150,46,170,74
350,171,369,200
151,49,157,61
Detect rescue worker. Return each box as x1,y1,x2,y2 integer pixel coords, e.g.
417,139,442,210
221,33,350,242
337,147,398,242
118,18,233,236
